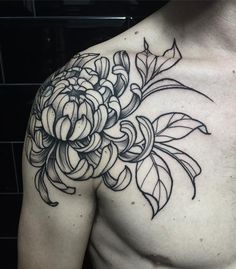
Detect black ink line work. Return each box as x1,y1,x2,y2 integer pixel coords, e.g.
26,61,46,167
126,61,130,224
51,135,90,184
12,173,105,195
25,38,212,218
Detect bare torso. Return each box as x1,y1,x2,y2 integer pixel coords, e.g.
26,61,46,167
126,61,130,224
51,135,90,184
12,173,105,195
18,2,236,269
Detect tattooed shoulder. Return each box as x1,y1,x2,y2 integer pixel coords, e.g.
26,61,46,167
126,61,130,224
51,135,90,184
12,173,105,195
25,38,213,218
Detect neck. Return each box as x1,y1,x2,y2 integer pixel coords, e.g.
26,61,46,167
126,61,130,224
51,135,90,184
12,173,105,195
148,0,236,57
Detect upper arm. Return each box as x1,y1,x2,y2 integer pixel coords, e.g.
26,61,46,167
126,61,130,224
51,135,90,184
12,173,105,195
18,154,96,269
18,56,102,269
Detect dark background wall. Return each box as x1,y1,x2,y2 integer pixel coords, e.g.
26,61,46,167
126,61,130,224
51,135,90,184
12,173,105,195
0,0,167,268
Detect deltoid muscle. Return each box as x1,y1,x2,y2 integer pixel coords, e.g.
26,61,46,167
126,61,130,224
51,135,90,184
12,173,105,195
26,39,213,218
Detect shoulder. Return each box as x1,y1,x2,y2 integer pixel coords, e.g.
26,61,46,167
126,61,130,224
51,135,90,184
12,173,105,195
24,38,136,207
24,33,188,212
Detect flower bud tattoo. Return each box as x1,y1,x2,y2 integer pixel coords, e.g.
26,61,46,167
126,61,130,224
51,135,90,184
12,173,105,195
25,39,213,218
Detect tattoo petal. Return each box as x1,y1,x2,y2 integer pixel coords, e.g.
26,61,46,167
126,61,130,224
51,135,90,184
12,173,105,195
45,147,76,194
85,90,103,110
102,120,137,153
78,101,94,125
120,120,137,152
113,50,130,97
105,96,121,128
80,68,99,85
56,143,79,173
62,100,79,125
66,159,94,181
103,166,132,191
95,57,110,79
71,133,102,153
41,106,56,136
91,105,108,133
69,115,92,141
55,116,71,141
132,116,155,162
120,83,142,119
48,81,70,104
69,52,99,68
50,93,70,117
99,79,114,96
93,142,118,177
35,168,58,207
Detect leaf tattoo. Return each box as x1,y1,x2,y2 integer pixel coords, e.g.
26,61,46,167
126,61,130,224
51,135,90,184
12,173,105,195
136,39,182,87
153,112,210,143
136,153,173,219
26,38,213,218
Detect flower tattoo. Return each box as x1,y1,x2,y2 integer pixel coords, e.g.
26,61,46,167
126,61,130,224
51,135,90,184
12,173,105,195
25,39,213,218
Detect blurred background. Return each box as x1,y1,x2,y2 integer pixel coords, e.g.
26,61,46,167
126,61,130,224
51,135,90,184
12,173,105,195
0,0,167,267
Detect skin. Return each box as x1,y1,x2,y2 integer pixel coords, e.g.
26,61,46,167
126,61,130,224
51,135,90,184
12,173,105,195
18,1,236,268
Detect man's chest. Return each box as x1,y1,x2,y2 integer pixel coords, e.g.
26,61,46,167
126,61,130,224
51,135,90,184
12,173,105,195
91,165,236,268
90,63,236,269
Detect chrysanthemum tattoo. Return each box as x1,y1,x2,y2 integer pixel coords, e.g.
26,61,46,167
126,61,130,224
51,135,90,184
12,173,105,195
25,39,213,219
